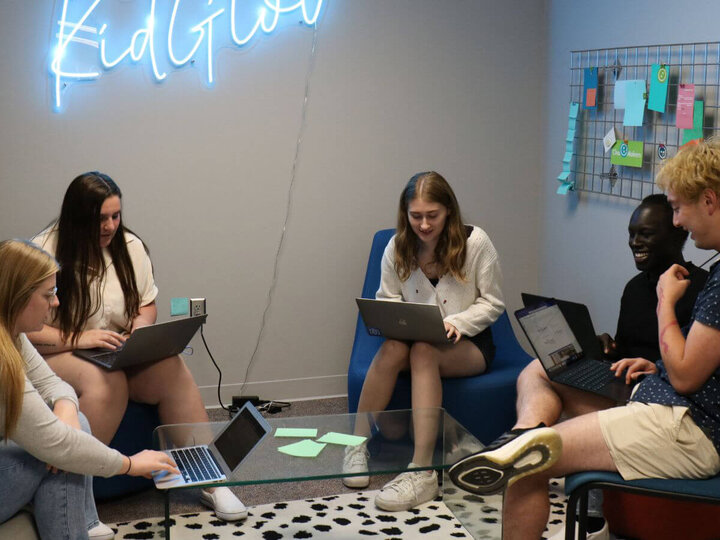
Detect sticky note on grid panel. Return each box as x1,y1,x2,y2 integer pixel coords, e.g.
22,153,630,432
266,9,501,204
676,84,695,129
611,140,643,168
682,100,704,146
648,64,669,113
583,68,598,109
623,80,646,126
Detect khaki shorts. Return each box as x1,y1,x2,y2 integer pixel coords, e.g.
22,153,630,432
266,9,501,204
597,401,720,481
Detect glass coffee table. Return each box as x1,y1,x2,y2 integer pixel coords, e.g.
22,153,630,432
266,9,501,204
153,408,503,539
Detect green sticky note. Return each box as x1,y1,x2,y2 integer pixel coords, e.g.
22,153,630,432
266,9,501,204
610,140,644,168
275,428,318,438
682,100,704,145
277,439,326,457
170,297,189,316
316,432,367,446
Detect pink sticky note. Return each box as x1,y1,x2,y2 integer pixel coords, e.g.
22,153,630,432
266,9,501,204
676,84,695,129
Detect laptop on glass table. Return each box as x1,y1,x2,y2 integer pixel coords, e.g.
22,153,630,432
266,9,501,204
72,314,207,370
515,301,633,403
154,402,272,489
355,298,453,344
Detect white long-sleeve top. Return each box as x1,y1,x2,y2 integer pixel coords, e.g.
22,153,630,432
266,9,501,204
0,335,124,477
377,226,505,337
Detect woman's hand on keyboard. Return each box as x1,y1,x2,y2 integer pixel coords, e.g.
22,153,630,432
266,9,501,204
76,329,127,350
124,450,179,478
610,357,657,385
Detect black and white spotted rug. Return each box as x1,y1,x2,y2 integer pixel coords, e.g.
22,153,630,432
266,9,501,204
111,482,572,539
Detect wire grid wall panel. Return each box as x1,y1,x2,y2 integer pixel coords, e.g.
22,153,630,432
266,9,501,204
569,42,720,200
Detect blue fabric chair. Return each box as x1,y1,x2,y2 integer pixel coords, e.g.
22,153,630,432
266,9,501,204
347,228,532,444
564,471,720,540
93,401,160,499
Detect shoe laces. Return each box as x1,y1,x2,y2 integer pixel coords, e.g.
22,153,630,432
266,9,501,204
345,445,368,466
382,471,427,496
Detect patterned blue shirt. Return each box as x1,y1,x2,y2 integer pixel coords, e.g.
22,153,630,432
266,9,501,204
631,262,720,454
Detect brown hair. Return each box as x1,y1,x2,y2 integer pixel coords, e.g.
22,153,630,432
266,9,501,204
394,171,467,281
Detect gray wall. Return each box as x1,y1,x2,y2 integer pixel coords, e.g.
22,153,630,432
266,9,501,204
543,1,720,338
0,1,547,404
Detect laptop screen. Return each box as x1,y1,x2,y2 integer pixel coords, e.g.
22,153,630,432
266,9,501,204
516,302,584,374
213,405,269,471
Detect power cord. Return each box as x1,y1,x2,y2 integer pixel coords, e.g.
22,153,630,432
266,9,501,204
199,325,230,411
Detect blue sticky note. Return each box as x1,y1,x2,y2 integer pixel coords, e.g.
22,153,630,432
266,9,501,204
569,102,580,119
170,297,189,316
623,80,646,126
614,80,628,109
583,69,598,109
648,64,669,113
563,160,570,173
557,171,570,181
557,182,573,195
563,151,573,163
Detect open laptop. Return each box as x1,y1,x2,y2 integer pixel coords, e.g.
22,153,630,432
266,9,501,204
73,314,208,370
356,298,452,344
154,401,272,489
521,292,604,359
515,301,633,402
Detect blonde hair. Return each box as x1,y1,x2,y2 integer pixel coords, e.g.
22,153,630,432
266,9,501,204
0,240,58,438
656,138,720,200
394,171,467,282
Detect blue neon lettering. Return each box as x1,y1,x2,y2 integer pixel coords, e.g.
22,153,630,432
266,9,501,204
50,0,325,110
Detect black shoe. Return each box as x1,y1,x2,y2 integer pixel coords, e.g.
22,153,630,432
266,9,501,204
448,427,562,495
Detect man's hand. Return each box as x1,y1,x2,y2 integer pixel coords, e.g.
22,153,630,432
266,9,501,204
657,264,691,308
610,357,657,384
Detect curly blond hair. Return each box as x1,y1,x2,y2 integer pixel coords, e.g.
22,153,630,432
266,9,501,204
656,139,720,200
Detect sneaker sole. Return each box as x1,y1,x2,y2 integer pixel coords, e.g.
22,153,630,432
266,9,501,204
448,427,562,495
374,485,439,512
342,475,370,488
199,494,249,521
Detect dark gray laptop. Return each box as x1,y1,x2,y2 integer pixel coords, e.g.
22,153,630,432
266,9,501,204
356,298,452,344
73,314,208,370
515,301,633,402
154,402,272,489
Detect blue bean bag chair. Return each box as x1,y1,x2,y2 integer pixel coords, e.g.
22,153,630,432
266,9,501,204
347,229,532,445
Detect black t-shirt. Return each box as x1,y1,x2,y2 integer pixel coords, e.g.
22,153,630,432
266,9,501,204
614,262,708,361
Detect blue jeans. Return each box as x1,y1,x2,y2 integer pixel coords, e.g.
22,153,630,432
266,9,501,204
0,412,101,539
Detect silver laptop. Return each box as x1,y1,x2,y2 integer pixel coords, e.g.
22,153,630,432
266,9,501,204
356,298,452,344
154,402,272,489
515,301,633,402
73,314,208,370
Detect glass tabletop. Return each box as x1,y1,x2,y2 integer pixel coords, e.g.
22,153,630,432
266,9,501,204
153,407,501,539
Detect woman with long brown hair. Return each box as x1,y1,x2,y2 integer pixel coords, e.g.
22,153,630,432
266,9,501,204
345,171,504,511
0,239,178,539
28,172,246,522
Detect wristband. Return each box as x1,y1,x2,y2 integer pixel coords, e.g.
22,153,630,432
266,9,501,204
124,456,132,475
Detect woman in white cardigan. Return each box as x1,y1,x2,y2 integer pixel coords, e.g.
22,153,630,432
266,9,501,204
345,171,505,512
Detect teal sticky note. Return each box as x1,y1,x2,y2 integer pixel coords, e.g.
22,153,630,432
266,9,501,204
275,428,318,438
557,171,570,181
563,151,573,163
648,64,669,113
557,182,573,195
569,102,579,119
316,432,367,446
623,80,646,126
562,161,570,173
277,439,326,458
170,297,189,316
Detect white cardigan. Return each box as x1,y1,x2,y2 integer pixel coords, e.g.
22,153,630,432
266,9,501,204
377,226,505,337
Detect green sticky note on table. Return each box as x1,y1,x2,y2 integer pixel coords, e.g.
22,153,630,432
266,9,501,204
316,432,367,446
170,297,189,316
277,439,326,458
275,428,318,438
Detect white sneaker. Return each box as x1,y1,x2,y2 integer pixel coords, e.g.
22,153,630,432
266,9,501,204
374,464,439,511
548,517,609,540
342,444,369,488
200,487,248,521
88,522,115,540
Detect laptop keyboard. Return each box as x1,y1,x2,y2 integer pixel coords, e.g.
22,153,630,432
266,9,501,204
169,446,224,484
90,350,117,368
554,359,615,390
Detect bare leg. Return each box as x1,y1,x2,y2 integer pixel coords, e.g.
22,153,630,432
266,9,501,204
515,359,616,429
409,340,486,465
126,355,209,425
354,340,411,437
45,352,129,444
503,413,617,540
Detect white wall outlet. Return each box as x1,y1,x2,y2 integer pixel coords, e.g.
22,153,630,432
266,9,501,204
190,298,206,316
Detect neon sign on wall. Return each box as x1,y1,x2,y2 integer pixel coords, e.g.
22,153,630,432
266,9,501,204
50,0,325,111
